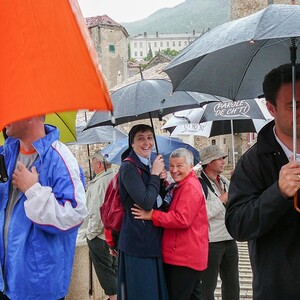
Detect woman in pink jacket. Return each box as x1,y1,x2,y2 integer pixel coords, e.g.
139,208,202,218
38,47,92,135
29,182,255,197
132,148,209,300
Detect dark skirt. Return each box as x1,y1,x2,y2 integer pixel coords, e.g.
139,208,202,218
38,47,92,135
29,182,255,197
117,250,169,300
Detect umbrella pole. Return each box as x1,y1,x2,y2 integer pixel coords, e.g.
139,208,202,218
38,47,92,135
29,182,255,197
149,113,159,155
84,111,93,180
231,119,236,169
290,43,300,212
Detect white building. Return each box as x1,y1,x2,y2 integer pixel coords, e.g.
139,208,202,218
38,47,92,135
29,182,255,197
130,31,200,60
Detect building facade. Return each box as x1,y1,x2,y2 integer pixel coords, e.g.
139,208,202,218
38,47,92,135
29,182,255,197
86,15,129,89
130,31,201,61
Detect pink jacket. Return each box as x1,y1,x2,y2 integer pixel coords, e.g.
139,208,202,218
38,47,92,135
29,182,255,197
152,171,208,271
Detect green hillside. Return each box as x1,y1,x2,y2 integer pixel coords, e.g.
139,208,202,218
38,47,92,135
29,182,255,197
121,0,230,36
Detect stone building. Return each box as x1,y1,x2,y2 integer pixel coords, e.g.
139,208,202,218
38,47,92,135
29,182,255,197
231,0,300,20
86,15,129,89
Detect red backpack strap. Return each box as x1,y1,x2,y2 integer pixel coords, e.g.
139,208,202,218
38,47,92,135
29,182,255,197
123,157,142,175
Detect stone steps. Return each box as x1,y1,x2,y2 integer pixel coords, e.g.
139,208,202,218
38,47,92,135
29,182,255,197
214,242,253,300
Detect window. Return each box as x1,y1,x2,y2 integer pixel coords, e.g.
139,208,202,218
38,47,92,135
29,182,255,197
154,42,157,47
173,41,176,47
148,42,151,48
211,139,216,145
140,42,143,47
134,42,137,48
140,51,143,57
178,41,181,47
223,138,226,144
134,51,138,57
160,42,163,47
108,44,115,53
167,42,169,47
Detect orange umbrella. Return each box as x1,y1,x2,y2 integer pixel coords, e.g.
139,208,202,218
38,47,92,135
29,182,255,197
0,0,113,130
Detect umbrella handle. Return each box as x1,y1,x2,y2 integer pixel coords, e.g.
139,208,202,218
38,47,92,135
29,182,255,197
293,194,300,213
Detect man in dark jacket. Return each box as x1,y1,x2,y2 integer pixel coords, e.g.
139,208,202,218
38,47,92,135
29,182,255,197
225,63,300,300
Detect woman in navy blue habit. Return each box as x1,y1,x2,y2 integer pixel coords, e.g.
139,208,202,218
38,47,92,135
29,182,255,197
117,124,168,300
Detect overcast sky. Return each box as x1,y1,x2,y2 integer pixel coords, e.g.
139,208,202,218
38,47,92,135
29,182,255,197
77,0,185,23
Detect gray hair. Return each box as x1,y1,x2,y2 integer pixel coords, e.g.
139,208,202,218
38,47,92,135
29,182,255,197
170,148,194,166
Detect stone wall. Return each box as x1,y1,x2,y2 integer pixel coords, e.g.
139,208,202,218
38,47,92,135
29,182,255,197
231,0,300,20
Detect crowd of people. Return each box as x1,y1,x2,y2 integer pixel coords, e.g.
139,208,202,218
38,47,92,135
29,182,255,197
0,63,299,300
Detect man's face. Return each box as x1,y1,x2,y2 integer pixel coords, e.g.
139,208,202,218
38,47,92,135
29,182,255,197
5,119,29,139
169,156,192,183
131,130,154,158
91,158,101,174
208,157,226,174
267,81,300,140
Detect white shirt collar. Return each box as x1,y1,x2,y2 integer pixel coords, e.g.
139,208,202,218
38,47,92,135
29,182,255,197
135,152,151,166
273,126,300,163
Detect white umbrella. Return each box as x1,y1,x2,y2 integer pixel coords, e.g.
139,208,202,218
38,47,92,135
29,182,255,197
163,99,273,168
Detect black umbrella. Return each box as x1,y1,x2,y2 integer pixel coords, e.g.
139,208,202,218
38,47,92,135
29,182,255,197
85,78,221,153
86,79,220,128
164,4,300,210
164,4,300,100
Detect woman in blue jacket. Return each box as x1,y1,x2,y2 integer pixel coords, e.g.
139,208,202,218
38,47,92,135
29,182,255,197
117,124,168,300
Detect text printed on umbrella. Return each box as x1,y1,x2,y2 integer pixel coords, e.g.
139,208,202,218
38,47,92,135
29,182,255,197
213,100,251,118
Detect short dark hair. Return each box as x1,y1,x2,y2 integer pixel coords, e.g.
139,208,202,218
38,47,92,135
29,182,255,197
128,124,154,146
121,124,154,160
263,63,300,106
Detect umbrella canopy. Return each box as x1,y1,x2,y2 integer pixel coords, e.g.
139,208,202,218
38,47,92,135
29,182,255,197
166,119,271,138
85,79,221,129
164,4,300,100
162,99,273,167
163,99,271,126
0,111,78,145
0,0,112,130
67,122,128,145
100,135,200,169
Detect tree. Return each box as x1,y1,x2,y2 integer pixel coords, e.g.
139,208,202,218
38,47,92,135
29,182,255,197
161,48,179,57
144,46,153,61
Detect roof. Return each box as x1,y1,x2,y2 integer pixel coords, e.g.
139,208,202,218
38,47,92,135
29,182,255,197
86,14,120,28
110,61,170,92
85,15,129,37
131,32,200,41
